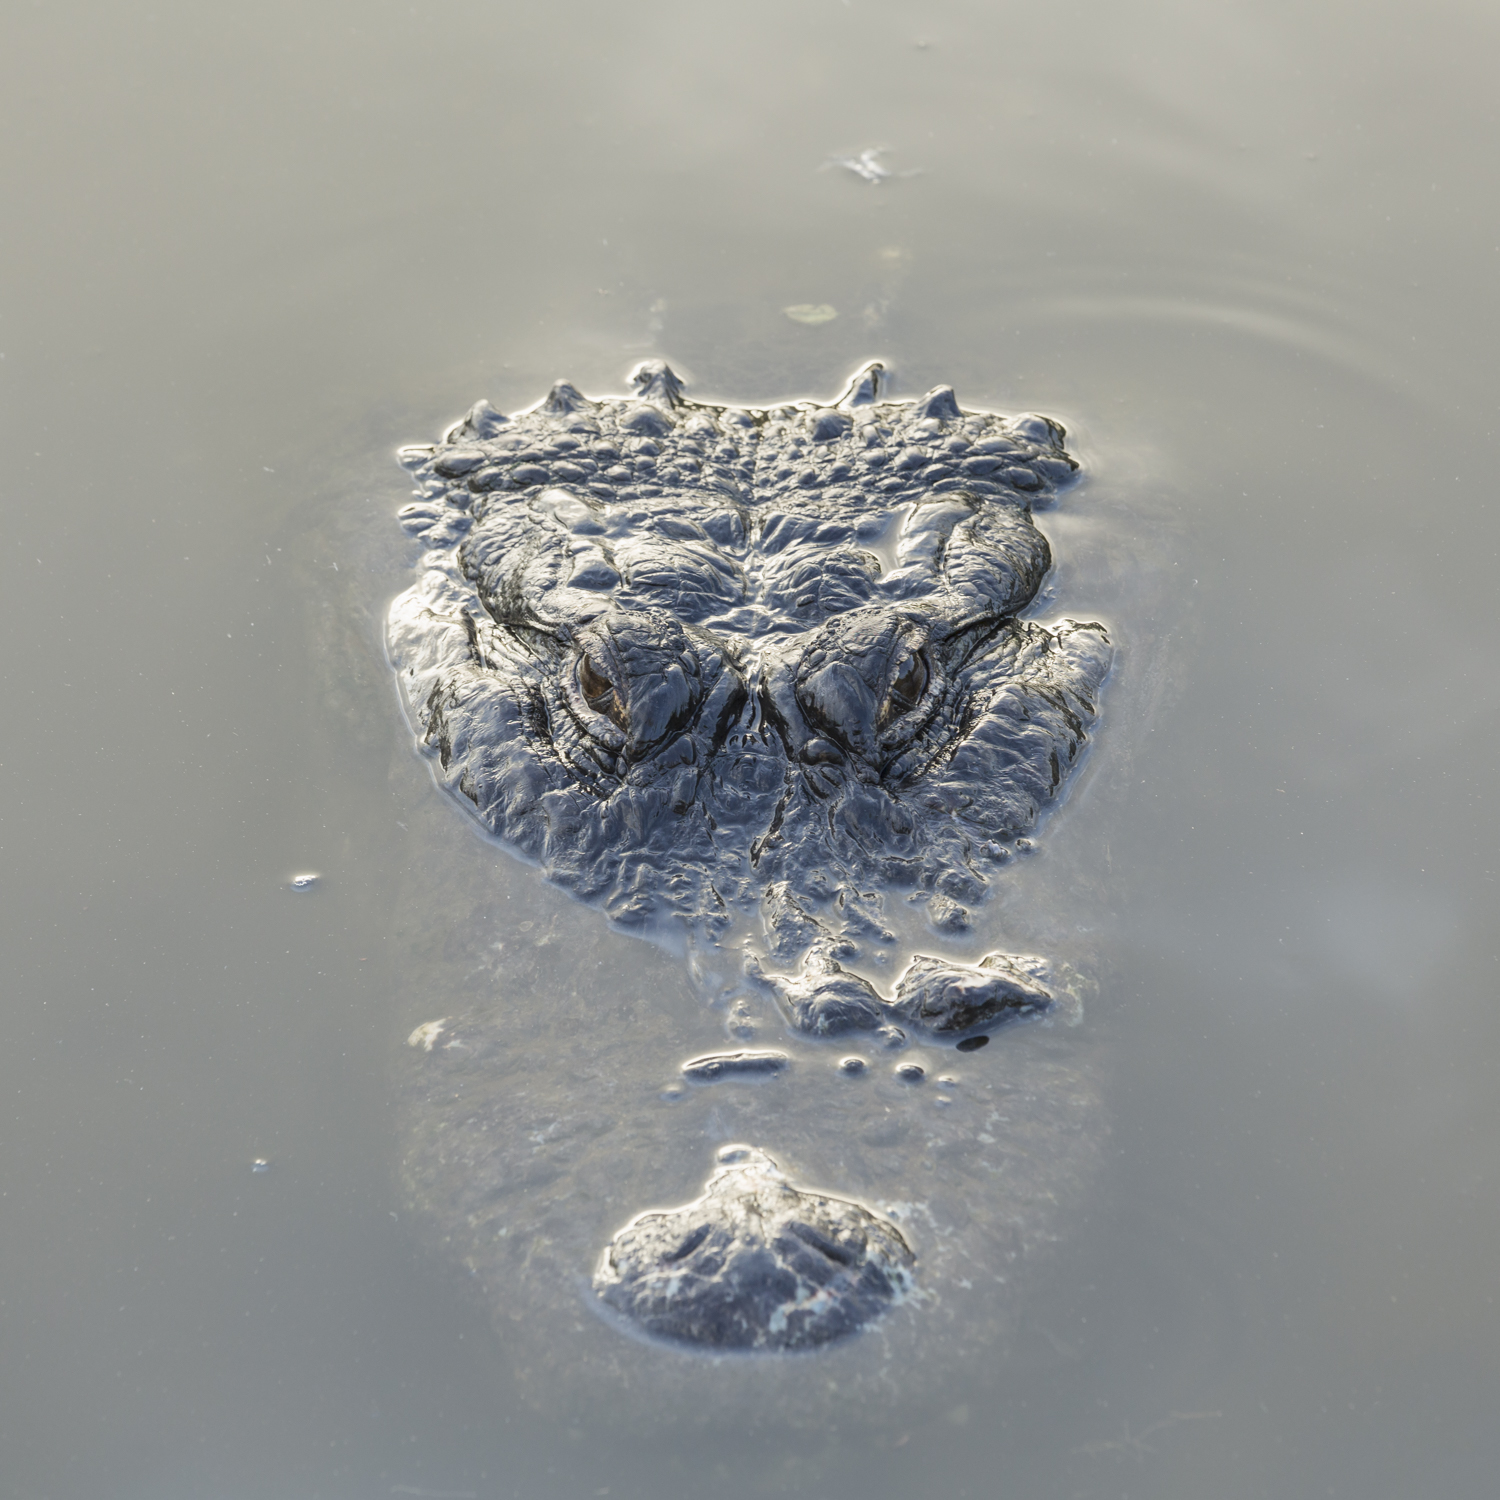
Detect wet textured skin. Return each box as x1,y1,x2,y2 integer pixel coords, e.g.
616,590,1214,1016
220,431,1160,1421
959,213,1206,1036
387,361,1112,1360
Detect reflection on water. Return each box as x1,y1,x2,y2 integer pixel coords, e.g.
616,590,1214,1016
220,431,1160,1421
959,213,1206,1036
2,0,1499,1495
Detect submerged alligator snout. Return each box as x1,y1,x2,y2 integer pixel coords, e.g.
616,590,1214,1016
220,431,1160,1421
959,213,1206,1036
595,1146,915,1352
389,360,1111,1354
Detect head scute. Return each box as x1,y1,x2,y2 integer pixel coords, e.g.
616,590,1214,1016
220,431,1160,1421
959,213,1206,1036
629,359,687,409
455,398,507,440
542,380,592,415
915,385,962,422
835,360,885,408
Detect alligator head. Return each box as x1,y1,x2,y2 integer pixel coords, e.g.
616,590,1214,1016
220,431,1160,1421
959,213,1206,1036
388,361,1111,1046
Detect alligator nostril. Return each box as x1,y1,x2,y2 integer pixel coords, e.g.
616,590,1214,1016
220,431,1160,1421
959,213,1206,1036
802,737,845,766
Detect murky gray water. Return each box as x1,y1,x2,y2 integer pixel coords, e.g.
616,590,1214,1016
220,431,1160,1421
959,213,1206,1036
5,0,1500,1495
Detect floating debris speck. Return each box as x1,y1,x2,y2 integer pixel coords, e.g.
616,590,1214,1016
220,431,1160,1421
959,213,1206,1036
289,872,319,890
829,148,893,183
783,303,838,326
407,1019,448,1052
681,1049,789,1082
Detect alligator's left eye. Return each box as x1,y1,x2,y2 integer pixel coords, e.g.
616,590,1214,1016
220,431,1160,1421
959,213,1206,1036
878,651,928,731
578,653,629,731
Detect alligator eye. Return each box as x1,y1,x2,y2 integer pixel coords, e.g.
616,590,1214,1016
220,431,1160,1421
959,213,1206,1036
578,654,629,731
878,651,928,730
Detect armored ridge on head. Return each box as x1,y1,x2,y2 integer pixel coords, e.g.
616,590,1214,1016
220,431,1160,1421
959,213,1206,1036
394,358,1077,638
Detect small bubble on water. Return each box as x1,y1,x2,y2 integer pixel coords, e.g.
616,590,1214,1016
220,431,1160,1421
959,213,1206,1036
251,1159,270,1173
289,872,319,890
894,1062,926,1083
838,1056,867,1075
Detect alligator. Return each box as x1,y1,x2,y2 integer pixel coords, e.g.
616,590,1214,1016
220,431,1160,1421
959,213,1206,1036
387,361,1111,1371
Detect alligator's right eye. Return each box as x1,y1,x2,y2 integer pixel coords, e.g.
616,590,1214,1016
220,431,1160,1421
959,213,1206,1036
878,650,929,730
578,654,629,731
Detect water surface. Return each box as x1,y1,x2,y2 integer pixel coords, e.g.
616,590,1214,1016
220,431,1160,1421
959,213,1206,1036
3,1,1499,1495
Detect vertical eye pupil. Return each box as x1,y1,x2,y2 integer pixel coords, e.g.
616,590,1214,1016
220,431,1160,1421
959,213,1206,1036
579,656,611,702
579,655,628,730
892,654,925,705
879,651,928,730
